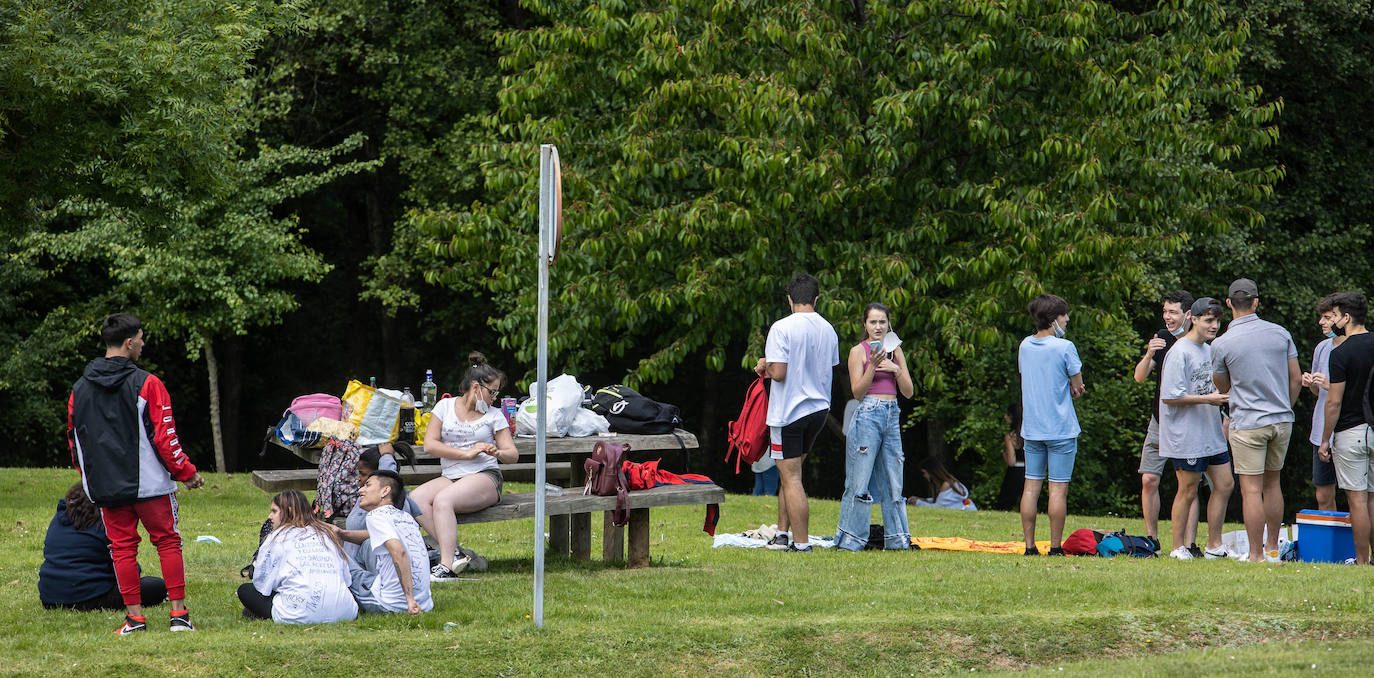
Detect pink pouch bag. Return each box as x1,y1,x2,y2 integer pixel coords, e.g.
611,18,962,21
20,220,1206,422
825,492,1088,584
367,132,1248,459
288,393,343,426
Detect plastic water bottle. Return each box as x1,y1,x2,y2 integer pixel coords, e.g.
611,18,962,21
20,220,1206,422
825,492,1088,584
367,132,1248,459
421,370,438,410
369,376,377,389
400,387,416,438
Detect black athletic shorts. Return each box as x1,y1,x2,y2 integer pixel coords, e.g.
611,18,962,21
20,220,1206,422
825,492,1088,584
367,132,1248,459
770,409,828,460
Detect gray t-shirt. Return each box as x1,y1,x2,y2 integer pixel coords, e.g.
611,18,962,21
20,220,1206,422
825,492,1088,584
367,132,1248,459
1159,337,1227,459
1211,314,1297,430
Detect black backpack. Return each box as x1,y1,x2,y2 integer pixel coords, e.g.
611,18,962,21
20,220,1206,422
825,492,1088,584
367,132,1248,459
590,385,682,435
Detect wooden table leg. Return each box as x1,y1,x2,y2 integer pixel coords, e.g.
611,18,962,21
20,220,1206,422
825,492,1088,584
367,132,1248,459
602,512,624,563
571,512,591,560
549,514,570,555
627,508,650,568
570,452,589,488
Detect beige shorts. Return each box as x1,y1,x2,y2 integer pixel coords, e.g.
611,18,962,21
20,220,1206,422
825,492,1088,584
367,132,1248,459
1331,424,1374,492
1229,422,1291,475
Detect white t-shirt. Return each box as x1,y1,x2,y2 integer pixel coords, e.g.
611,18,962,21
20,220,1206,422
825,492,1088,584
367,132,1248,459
764,311,840,427
252,526,358,624
1159,337,1228,459
431,396,509,479
364,505,433,613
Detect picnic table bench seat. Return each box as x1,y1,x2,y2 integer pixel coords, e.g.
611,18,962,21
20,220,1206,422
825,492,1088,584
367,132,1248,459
250,461,571,492
461,483,725,568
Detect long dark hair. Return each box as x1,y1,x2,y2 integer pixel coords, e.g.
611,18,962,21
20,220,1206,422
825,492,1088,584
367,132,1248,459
918,457,962,491
459,351,506,396
64,483,100,530
1007,403,1024,447
268,490,346,556
858,303,890,342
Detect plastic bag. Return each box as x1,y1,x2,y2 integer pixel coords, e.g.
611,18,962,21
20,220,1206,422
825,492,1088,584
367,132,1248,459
567,407,610,437
515,374,584,437
342,379,404,445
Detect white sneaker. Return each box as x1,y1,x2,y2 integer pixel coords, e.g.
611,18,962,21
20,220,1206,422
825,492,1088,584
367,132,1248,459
1169,546,1194,560
1203,546,1233,560
430,556,471,582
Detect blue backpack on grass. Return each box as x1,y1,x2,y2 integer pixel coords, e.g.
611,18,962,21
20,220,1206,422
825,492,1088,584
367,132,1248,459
1097,531,1159,557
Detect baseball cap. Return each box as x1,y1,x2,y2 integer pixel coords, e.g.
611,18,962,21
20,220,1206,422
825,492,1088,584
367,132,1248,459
1228,278,1258,299
1190,297,1223,316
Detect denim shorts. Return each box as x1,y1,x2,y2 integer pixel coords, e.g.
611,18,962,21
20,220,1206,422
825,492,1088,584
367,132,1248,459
1023,438,1077,482
1171,450,1231,474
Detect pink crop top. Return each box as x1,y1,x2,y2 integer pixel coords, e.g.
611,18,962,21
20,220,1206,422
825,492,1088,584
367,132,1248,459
862,350,898,396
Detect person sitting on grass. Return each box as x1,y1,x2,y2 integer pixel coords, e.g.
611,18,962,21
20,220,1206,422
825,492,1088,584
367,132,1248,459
1158,298,1236,560
333,470,432,615
410,352,517,581
344,445,422,562
907,457,977,511
39,483,166,611
238,490,358,624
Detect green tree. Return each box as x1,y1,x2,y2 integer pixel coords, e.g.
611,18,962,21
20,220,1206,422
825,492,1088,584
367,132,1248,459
418,0,1280,506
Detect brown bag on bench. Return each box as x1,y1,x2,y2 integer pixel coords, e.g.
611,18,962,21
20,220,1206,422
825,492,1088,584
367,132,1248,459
583,441,631,526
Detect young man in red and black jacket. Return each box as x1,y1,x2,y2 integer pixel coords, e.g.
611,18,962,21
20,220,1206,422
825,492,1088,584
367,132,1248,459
68,313,205,634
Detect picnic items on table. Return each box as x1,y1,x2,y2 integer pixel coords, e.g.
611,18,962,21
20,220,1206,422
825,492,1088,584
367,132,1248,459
342,379,407,445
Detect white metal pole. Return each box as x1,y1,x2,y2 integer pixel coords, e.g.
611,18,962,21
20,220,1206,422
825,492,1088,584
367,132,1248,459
533,144,552,628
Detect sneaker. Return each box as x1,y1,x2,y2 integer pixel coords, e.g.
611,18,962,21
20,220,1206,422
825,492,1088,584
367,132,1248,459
1264,550,1281,563
1203,546,1234,560
765,533,791,551
169,612,196,632
116,615,147,635
1343,557,1358,565
1187,544,1204,559
1024,546,1040,556
785,543,812,553
1047,547,1065,556
431,557,471,582
1169,546,1194,560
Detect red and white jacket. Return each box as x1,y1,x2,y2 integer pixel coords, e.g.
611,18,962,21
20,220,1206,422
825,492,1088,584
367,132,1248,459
68,356,197,507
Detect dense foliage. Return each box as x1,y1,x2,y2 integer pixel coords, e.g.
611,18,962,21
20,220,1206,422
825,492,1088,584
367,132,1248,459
3,1,1372,520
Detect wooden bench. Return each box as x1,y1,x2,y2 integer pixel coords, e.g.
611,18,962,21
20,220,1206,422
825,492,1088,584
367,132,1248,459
458,483,725,568
250,461,571,492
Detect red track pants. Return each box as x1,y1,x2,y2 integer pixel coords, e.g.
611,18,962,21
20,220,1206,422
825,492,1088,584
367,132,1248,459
101,494,185,606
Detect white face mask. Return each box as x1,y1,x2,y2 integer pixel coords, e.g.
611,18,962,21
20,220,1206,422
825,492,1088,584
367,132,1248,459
475,397,489,414
1052,319,1065,339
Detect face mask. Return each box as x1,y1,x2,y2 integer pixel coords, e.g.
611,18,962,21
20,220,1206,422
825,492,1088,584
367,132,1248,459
1052,319,1065,339
1335,318,1349,336
1326,330,1337,339
475,397,489,414
1170,322,1187,337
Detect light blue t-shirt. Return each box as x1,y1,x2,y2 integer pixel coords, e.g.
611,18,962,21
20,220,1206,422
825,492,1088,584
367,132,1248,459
1018,335,1082,441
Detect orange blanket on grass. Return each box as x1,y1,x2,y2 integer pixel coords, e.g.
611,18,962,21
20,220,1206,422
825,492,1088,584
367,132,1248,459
911,537,1052,554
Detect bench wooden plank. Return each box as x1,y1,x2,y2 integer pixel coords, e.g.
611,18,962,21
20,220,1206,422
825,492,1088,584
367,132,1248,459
272,429,699,465
251,461,570,492
454,483,724,523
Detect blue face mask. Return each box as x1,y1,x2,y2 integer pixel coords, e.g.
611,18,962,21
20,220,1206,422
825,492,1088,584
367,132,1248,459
1052,319,1065,339
1326,330,1337,339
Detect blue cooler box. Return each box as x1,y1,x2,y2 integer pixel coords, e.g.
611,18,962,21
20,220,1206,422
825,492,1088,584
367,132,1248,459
1296,510,1356,563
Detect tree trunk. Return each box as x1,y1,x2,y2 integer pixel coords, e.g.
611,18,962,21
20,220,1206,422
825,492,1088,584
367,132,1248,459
206,341,226,473
220,335,243,472
362,138,401,388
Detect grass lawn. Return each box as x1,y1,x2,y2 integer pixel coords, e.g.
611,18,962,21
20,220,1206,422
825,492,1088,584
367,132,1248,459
2,467,1372,677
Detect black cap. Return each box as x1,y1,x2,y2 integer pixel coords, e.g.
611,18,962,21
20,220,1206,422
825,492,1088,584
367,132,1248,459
1190,297,1223,316
1228,278,1258,299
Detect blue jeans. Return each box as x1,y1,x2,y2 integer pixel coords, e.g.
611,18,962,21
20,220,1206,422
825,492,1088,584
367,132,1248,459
835,397,910,550
1024,438,1077,482
752,466,779,496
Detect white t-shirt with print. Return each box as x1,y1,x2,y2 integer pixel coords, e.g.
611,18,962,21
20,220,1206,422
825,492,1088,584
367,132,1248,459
430,396,509,479
252,526,358,624
364,505,433,613
764,311,840,427
1159,337,1228,459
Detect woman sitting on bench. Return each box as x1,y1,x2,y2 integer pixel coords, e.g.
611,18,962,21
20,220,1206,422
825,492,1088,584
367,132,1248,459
411,352,517,583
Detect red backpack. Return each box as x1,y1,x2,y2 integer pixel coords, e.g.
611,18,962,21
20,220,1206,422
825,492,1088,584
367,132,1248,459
725,377,770,473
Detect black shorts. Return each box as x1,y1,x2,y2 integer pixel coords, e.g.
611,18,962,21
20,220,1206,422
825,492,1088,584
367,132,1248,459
770,409,828,460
